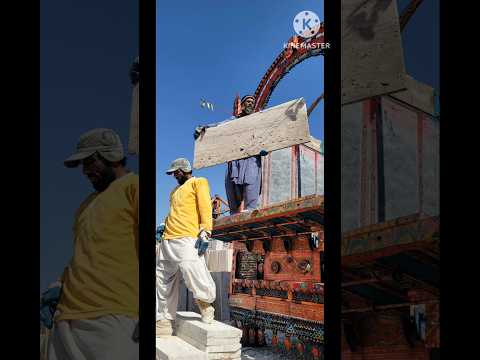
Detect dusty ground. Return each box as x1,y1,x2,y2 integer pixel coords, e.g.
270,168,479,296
241,346,297,359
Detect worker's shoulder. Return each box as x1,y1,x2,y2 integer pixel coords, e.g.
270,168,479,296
117,172,139,187
76,192,98,215
192,176,209,186
192,177,208,186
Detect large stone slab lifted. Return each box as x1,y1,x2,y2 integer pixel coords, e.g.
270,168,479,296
175,311,242,359
156,336,207,360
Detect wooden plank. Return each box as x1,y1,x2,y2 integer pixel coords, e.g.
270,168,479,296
193,98,310,169
290,302,324,322
229,294,255,310
342,0,406,104
213,195,324,231
390,75,436,115
256,297,290,315
341,215,439,260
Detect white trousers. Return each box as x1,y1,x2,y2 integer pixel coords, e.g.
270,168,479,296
156,237,216,321
47,315,138,360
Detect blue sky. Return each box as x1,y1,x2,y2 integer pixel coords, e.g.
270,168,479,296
156,0,325,223
40,0,138,290
398,0,439,89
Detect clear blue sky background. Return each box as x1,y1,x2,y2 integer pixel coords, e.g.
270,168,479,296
40,0,138,291
156,0,325,223
398,0,439,89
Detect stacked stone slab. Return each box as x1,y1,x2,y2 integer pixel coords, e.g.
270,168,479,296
156,336,207,360
175,311,242,360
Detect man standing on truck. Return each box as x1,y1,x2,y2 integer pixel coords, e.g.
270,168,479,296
224,95,263,214
193,94,266,215
45,128,139,360
156,158,216,336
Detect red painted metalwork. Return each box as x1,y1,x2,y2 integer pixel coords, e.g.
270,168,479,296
400,0,425,31
341,3,436,358
214,194,324,348
231,25,325,117
253,26,325,112
341,97,439,360
307,93,324,116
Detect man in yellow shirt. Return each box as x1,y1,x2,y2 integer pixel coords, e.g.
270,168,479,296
46,128,139,360
156,158,216,336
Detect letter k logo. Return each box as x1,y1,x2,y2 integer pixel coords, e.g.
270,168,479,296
303,18,312,31
293,10,320,39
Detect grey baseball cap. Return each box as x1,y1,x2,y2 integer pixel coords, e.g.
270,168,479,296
166,158,192,174
64,128,124,168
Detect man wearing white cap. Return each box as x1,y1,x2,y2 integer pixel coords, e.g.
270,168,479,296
225,94,264,214
193,95,266,214
156,158,216,336
46,128,139,360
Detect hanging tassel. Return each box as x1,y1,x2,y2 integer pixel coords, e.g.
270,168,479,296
256,328,266,346
284,335,292,352
311,344,320,360
296,340,304,355
241,325,248,346
271,331,278,351
248,328,256,346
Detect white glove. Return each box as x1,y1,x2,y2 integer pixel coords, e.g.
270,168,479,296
199,229,211,242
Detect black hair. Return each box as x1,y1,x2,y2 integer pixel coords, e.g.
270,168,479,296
241,95,255,103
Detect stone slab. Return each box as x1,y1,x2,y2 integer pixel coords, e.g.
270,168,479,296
390,75,435,115
342,0,406,104
205,249,233,272
175,311,243,345
179,332,241,353
156,336,207,360
207,350,241,360
193,98,310,169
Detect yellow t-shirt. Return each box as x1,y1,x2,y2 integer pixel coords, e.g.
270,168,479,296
163,177,213,239
56,173,139,321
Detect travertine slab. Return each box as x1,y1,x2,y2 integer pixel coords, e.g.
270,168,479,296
207,350,241,360
193,98,310,169
342,0,406,104
175,312,242,345
155,336,207,360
